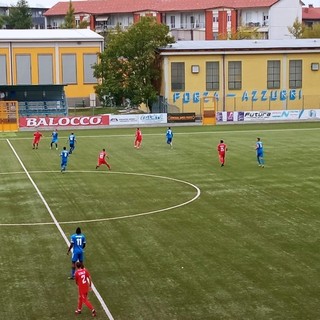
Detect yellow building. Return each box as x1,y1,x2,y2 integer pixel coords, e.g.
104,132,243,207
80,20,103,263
159,39,320,115
0,29,104,106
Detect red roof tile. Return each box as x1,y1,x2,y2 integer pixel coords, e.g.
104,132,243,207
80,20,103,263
302,6,320,20
45,0,279,16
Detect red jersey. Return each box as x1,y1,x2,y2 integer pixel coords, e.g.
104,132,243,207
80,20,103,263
75,268,91,293
98,151,106,160
135,129,142,141
33,131,42,141
217,143,227,154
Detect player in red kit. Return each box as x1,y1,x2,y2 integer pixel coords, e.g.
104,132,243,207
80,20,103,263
32,130,43,149
134,128,142,148
217,139,228,167
96,148,111,170
74,262,97,317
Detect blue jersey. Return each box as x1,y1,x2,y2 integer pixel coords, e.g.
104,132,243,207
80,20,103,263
51,131,58,142
70,233,86,254
166,129,173,143
60,150,69,163
166,129,173,139
69,134,76,146
256,141,264,155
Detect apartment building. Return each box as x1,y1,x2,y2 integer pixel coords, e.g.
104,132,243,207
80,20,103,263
0,0,58,29
44,0,302,40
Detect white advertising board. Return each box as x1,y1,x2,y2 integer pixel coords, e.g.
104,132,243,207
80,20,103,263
109,113,167,126
216,110,320,123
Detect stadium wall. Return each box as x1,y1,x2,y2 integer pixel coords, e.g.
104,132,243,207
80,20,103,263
159,40,320,116
0,29,103,107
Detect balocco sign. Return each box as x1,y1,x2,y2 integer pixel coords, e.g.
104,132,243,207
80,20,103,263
19,115,110,128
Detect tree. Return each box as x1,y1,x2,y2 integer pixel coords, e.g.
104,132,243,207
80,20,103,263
288,18,320,39
230,25,261,40
61,0,76,29
5,0,32,29
302,23,320,38
93,17,175,108
288,18,305,39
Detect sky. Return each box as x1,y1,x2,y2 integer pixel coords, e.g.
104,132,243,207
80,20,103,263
303,0,320,6
0,0,70,9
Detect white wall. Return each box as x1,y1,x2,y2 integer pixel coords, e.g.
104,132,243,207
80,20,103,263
269,0,302,39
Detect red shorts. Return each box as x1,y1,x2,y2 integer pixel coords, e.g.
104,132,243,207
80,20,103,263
98,159,107,165
33,139,40,144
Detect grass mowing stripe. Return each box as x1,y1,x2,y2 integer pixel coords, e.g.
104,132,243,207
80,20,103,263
3,124,320,141
6,139,115,320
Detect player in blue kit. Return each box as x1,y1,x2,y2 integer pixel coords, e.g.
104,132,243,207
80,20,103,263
68,132,76,154
50,129,58,150
67,227,86,280
60,146,69,172
256,137,264,167
166,127,173,148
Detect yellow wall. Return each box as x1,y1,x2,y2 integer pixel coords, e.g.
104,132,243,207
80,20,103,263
12,47,56,84
59,47,99,98
1,44,101,100
162,51,320,114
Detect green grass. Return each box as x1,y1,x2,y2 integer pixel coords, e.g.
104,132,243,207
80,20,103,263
1,122,320,320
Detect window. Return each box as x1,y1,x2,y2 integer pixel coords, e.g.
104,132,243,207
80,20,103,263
171,62,185,91
38,54,53,84
228,61,241,90
170,16,175,28
267,60,280,89
16,55,31,84
289,60,302,88
0,55,7,85
206,62,219,91
83,54,97,84
62,54,77,84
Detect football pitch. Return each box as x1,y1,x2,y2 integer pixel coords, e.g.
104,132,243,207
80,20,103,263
1,122,319,320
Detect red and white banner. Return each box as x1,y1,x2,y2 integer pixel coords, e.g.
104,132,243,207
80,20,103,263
19,115,110,128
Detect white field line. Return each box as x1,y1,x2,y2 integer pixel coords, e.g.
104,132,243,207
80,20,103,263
2,126,320,141
6,140,115,320
0,170,201,226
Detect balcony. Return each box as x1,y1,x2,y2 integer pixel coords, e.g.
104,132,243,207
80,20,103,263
170,22,205,30
246,22,261,28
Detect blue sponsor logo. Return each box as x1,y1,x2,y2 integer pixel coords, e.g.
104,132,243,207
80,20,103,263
140,114,164,121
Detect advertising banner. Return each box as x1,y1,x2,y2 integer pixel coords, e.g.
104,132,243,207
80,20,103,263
167,113,196,123
216,111,244,122
138,113,167,124
19,115,110,128
216,109,320,123
109,114,139,126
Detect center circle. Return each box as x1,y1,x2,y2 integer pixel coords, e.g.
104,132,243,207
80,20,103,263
0,170,201,226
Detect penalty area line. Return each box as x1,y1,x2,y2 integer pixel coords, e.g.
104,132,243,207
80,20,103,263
6,139,115,320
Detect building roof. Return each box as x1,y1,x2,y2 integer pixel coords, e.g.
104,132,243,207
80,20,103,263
0,29,104,42
45,0,279,16
158,39,320,54
302,6,320,20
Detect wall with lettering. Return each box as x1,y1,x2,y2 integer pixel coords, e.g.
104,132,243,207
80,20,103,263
173,89,303,104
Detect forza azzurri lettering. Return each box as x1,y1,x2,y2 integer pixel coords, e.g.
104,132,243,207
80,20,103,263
173,92,219,103
173,89,302,104
242,89,302,102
